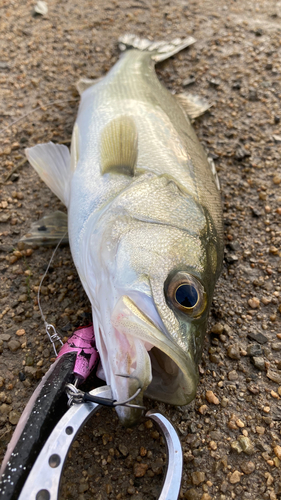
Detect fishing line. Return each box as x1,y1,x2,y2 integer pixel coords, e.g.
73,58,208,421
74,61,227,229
0,98,79,136
37,232,67,356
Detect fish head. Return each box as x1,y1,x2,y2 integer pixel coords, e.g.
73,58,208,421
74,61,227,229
90,204,222,425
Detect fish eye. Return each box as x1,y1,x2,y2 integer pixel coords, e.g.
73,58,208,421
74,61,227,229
165,272,207,317
175,283,199,309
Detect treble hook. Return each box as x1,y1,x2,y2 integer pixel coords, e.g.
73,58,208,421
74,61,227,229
65,374,146,410
114,373,145,409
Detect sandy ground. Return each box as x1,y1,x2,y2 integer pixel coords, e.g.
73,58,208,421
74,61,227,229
0,0,281,499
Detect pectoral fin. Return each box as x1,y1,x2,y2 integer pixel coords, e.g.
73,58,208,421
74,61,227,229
25,142,71,206
100,116,138,176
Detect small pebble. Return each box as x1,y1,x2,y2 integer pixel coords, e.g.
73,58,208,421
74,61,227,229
0,404,10,414
25,356,34,366
34,0,48,15
198,405,208,414
265,472,274,486
184,488,201,500
228,370,238,381
238,436,255,455
205,391,219,405
271,342,281,351
211,323,224,335
151,430,160,439
139,447,147,457
7,340,21,352
1,334,12,342
221,397,229,408
191,471,205,485
105,484,112,495
144,420,153,429
261,296,271,305
228,419,238,430
229,470,242,484
267,370,281,384
227,345,240,360
19,294,28,302
247,331,268,344
118,444,128,456
16,329,26,336
127,486,136,495
209,441,217,450
133,463,148,478
9,410,21,425
247,344,262,357
236,419,244,428
151,459,164,475
256,426,265,435
209,353,220,364
251,356,266,371
274,445,281,460
273,175,281,185
248,297,260,309
240,461,255,474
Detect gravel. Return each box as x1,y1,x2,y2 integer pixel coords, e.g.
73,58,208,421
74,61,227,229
1,0,281,499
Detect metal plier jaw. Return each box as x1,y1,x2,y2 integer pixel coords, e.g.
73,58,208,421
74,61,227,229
0,353,183,500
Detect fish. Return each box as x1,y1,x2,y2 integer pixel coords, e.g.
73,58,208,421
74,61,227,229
23,35,224,425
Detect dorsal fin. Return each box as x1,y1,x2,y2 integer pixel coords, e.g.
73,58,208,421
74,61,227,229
100,116,138,176
118,34,196,63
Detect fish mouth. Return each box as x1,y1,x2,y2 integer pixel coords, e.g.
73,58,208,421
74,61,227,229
146,346,197,404
111,294,198,423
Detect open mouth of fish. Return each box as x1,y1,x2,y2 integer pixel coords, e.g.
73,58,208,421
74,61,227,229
110,294,198,413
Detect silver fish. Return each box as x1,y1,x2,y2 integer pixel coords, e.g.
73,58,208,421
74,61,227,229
25,35,224,424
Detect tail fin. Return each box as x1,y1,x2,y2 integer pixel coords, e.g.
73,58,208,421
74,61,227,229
118,34,196,62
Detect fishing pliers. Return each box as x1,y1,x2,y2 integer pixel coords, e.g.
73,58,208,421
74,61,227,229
0,326,183,500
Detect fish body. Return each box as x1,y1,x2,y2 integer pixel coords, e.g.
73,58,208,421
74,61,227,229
26,36,224,424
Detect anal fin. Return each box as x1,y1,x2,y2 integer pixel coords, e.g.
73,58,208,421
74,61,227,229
100,116,138,176
176,93,211,120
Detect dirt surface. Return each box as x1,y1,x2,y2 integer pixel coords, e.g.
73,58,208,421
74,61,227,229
1,0,281,499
